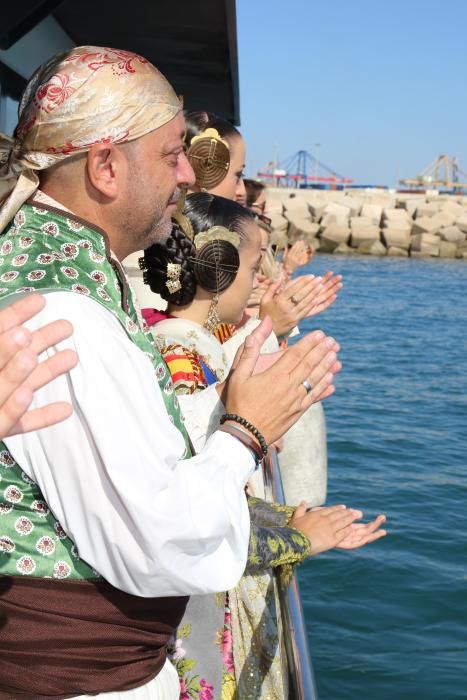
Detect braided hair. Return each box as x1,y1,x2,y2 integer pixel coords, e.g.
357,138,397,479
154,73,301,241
143,192,255,306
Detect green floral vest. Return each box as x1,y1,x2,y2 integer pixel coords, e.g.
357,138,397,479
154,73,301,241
0,201,191,580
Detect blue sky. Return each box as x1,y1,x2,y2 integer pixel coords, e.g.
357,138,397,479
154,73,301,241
236,0,466,186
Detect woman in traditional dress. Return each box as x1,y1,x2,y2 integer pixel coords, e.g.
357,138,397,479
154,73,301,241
140,192,386,699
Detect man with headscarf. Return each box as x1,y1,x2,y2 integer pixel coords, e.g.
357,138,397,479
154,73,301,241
0,46,342,698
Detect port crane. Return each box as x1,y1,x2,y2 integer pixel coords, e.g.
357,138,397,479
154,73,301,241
257,149,353,188
399,155,467,191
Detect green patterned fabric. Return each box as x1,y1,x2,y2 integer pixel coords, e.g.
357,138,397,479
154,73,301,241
0,201,191,580
0,448,99,578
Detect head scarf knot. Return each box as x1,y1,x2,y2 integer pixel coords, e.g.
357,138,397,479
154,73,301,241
0,46,182,233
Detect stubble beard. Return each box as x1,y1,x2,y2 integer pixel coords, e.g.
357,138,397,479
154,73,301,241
140,209,172,248
141,187,182,247
123,194,174,254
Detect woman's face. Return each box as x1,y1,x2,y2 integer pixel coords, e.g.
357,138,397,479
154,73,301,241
218,220,261,324
259,226,269,265
250,190,267,214
209,135,246,203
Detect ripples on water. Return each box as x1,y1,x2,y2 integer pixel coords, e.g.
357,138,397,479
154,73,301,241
297,255,467,700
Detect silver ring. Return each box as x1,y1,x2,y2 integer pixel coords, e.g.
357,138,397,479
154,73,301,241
302,379,313,395
291,295,299,305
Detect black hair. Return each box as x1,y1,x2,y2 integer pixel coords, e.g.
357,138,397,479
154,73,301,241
244,178,265,208
184,110,241,149
143,192,255,306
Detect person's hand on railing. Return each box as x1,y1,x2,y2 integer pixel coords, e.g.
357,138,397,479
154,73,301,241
290,502,387,555
0,294,78,439
217,318,341,445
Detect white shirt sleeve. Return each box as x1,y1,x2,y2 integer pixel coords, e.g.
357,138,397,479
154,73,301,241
178,386,225,452
4,292,255,598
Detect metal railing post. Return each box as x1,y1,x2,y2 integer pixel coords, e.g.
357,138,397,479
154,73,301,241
263,449,319,700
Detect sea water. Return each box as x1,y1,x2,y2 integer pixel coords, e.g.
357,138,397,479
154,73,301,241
297,254,467,700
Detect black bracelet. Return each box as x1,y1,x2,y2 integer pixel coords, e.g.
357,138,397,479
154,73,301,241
220,413,268,457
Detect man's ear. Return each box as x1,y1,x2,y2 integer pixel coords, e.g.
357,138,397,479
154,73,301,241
86,143,125,200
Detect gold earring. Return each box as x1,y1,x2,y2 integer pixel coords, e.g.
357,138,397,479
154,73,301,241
204,294,220,334
166,262,182,294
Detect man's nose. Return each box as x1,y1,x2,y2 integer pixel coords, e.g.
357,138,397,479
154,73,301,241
177,151,196,189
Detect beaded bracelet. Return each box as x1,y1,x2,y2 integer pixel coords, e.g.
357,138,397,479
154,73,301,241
220,413,268,458
218,423,263,468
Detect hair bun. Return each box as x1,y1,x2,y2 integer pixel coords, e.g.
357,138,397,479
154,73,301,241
143,227,197,305
187,129,230,189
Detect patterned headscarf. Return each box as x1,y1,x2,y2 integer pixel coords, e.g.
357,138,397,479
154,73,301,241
0,46,182,233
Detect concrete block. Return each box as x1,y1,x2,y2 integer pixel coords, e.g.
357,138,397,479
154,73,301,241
430,211,458,228
307,201,327,221
350,227,380,248
439,201,465,221
414,202,440,218
439,226,466,243
411,213,451,234
270,228,288,249
357,240,387,256
287,217,320,244
410,233,441,251
455,214,467,234
319,224,350,252
400,197,425,214
362,194,395,209
321,202,351,224
410,240,440,257
382,219,412,233
360,203,382,225
439,241,457,258
265,191,288,215
333,242,354,255
350,216,375,232
387,246,409,257
283,197,311,217
411,216,437,234
342,197,362,216
381,228,411,250
382,208,412,224
269,212,289,236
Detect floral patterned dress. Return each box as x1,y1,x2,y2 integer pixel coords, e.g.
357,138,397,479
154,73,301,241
148,314,311,699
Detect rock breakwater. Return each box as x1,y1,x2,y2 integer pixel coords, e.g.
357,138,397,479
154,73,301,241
267,187,467,259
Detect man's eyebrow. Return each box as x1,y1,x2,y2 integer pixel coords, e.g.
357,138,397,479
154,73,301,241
162,140,185,152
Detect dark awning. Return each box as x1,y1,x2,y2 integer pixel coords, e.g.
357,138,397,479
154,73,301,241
0,0,240,124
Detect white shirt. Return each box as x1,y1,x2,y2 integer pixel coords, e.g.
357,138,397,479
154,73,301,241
5,292,255,598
